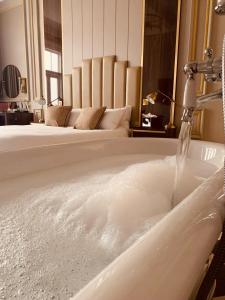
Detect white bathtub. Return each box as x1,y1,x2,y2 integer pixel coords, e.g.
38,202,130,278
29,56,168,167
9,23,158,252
0,138,224,180
71,139,224,300
0,138,224,300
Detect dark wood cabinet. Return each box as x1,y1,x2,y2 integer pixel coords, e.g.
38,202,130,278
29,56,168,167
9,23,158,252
131,127,176,138
0,112,33,126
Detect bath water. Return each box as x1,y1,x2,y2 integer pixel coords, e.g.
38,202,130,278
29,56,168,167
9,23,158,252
0,154,210,299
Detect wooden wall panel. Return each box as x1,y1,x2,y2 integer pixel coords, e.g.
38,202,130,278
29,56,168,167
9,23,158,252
72,0,83,67
62,0,144,73
103,0,116,56
116,0,129,62
82,0,93,59
93,0,104,57
61,0,73,73
128,0,143,66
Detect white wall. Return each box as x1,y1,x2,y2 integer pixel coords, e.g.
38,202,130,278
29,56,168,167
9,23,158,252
0,4,27,77
62,0,144,74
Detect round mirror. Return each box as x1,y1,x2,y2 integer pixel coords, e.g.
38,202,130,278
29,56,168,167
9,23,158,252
3,65,21,98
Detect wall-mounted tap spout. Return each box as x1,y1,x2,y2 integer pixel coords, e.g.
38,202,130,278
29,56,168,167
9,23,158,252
181,77,222,122
181,75,196,122
197,89,223,105
181,76,222,122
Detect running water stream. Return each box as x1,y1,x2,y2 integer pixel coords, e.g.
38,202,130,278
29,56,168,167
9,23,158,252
172,117,194,206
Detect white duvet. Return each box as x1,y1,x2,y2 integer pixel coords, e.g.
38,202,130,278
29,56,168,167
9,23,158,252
0,124,128,152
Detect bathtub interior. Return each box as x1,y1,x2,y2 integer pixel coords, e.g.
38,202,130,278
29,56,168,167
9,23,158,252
71,149,225,300
0,138,224,299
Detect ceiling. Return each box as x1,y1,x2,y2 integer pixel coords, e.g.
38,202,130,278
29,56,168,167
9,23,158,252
0,0,23,14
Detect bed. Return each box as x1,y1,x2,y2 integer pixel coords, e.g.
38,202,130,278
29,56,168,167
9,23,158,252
0,124,128,152
0,56,141,152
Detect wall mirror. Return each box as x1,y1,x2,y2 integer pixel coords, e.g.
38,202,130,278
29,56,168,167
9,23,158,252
141,0,181,131
2,65,21,98
0,0,28,104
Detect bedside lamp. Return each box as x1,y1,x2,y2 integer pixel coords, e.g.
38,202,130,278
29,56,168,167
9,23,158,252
48,96,63,106
142,90,175,129
143,90,175,106
34,96,46,123
145,91,158,104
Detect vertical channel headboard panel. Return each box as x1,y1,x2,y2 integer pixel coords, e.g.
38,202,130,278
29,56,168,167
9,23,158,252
63,56,141,127
82,59,92,108
114,61,127,108
72,68,82,108
102,56,115,109
126,67,141,127
92,57,102,108
63,74,72,106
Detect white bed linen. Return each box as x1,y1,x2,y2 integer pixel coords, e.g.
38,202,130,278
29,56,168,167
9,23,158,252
0,124,128,152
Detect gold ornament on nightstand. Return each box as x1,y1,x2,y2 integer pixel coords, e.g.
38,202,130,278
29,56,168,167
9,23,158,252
143,91,158,106
142,90,176,129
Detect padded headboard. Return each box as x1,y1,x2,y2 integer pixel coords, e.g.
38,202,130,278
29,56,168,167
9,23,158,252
63,56,141,127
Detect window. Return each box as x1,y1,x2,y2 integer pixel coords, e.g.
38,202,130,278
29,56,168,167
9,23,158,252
50,77,58,101
45,50,62,105
43,0,62,106
45,50,61,73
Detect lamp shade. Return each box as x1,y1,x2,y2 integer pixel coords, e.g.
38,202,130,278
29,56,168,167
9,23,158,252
146,92,158,104
35,96,46,106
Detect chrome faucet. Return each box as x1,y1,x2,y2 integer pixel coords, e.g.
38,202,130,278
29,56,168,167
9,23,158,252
182,47,223,122
184,48,222,83
182,0,225,117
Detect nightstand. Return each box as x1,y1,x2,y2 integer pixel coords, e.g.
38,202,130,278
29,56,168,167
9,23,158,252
130,127,176,138
0,112,33,125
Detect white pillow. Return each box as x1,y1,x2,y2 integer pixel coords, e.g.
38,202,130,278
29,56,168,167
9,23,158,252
120,106,132,129
99,106,132,130
66,108,81,127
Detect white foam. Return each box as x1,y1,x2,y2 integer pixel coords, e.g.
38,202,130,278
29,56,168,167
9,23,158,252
0,155,212,299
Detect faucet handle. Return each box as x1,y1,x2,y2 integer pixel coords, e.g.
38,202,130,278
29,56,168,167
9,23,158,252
204,48,213,61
